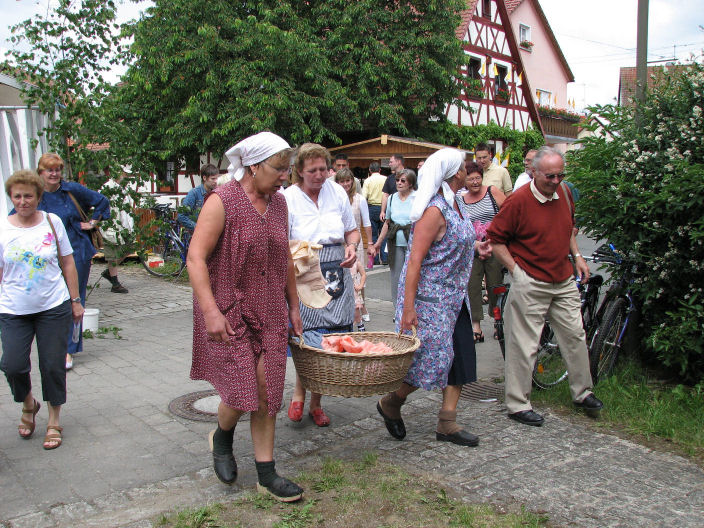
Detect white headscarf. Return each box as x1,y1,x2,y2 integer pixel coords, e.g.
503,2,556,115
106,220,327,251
409,147,465,222
223,131,291,183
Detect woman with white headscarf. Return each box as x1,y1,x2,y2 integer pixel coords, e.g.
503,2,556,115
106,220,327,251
188,131,304,502
376,148,491,447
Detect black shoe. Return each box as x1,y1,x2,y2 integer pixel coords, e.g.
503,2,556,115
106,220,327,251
257,477,304,502
376,401,406,440
208,430,237,484
574,394,603,416
101,268,111,282
436,429,479,447
508,409,544,426
111,283,129,293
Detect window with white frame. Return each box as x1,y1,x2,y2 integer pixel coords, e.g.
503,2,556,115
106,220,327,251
537,89,552,107
519,24,531,47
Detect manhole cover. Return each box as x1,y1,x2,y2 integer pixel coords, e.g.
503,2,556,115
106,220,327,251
460,380,503,402
169,390,250,422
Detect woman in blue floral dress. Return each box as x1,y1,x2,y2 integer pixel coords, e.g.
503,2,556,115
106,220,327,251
376,148,491,447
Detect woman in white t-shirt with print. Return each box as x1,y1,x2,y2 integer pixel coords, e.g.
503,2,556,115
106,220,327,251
0,170,83,450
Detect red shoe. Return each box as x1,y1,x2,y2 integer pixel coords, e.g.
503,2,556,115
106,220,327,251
309,408,330,427
288,401,304,422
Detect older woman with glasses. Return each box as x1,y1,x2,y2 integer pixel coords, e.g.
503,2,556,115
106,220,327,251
284,143,359,428
188,132,304,501
368,168,416,310
35,153,110,370
457,161,506,342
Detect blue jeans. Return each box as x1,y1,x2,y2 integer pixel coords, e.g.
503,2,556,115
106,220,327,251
367,204,386,264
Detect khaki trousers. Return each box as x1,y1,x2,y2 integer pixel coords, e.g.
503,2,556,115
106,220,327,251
504,265,593,413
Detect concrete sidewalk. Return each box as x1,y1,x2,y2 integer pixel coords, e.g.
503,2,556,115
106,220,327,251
1,265,702,527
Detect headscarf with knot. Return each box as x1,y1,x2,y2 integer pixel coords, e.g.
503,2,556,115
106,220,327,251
409,148,466,222
223,131,291,184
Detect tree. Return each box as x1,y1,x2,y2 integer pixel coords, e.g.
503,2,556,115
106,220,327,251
6,0,127,179
5,0,154,247
568,62,704,383
113,0,467,168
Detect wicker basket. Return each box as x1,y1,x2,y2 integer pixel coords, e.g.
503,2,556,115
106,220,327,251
289,329,420,397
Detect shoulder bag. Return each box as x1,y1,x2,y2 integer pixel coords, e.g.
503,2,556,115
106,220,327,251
66,191,104,250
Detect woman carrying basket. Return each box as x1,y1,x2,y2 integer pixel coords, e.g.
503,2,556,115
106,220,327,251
283,143,359,427
376,148,490,446
188,132,304,501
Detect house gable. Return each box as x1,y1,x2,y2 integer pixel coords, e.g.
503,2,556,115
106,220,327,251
447,0,543,134
508,0,573,111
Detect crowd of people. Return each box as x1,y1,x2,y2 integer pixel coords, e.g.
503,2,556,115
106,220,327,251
0,136,601,503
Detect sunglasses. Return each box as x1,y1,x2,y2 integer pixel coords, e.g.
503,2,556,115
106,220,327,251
396,178,407,183
543,172,566,181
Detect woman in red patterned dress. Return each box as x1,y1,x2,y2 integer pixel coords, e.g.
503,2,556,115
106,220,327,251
188,132,304,502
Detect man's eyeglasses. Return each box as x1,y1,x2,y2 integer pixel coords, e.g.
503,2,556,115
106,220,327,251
542,172,565,181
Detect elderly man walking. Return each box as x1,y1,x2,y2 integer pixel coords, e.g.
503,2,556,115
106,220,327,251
487,146,603,426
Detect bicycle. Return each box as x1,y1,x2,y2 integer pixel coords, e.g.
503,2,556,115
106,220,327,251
588,244,640,384
492,256,606,390
139,203,189,278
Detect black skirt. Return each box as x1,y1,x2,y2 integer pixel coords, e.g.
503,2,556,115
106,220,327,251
447,302,477,386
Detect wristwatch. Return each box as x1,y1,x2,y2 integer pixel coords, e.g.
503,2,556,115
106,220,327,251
71,297,82,303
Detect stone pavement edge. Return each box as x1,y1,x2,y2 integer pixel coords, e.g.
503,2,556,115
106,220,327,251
0,265,702,527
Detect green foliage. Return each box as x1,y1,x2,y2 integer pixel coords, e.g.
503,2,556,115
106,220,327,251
567,62,704,383
532,359,704,458
5,0,153,246
114,0,467,165
425,121,545,179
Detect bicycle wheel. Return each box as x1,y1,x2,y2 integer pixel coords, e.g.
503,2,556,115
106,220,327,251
582,284,600,346
589,297,628,384
493,287,509,359
532,321,569,389
140,236,185,278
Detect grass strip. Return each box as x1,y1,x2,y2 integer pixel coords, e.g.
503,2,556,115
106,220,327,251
531,358,704,460
155,453,549,527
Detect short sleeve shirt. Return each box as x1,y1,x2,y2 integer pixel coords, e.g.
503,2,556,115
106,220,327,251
0,212,73,314
284,180,358,244
482,163,513,195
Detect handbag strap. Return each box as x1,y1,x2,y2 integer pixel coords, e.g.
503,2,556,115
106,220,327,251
486,185,499,214
45,213,67,281
67,190,102,223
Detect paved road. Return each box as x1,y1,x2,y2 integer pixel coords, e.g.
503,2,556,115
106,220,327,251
0,263,702,527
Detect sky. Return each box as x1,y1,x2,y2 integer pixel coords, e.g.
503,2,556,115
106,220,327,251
2,0,703,110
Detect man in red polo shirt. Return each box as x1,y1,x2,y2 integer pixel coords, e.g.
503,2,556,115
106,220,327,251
487,146,603,426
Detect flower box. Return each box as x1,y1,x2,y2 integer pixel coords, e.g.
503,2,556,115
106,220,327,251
495,88,510,103
466,78,484,100
520,40,534,51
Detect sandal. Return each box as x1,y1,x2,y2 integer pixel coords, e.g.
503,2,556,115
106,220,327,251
473,331,485,343
19,399,41,439
287,401,304,422
43,426,63,450
309,408,330,427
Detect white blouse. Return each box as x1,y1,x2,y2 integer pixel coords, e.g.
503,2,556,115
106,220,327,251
284,180,357,244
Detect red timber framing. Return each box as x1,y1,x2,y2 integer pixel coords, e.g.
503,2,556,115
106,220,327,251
447,0,543,135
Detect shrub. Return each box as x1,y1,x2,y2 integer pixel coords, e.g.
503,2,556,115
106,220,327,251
568,61,704,383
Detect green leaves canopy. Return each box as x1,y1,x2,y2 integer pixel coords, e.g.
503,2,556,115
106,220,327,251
114,0,467,166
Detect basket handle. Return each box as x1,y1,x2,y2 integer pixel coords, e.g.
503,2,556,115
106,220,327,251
397,325,417,339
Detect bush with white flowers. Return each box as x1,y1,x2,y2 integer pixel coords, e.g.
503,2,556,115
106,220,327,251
568,61,704,383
